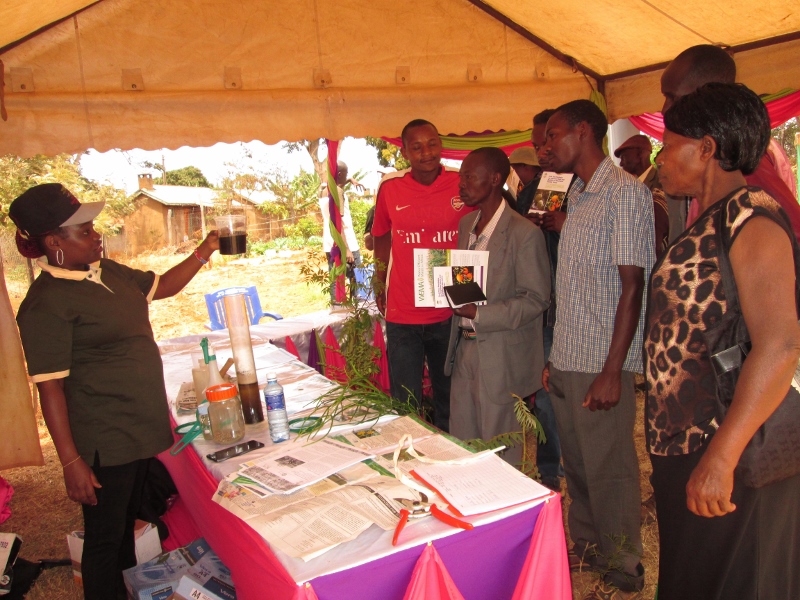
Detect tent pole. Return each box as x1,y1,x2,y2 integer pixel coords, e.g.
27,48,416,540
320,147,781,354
795,131,800,200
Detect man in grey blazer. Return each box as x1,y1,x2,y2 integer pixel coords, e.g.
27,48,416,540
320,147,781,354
444,147,550,459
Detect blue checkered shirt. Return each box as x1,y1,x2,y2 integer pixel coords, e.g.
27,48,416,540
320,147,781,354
550,157,655,374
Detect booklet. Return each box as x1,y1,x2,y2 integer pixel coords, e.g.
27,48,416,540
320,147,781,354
414,249,489,308
411,452,551,516
443,281,487,309
529,171,573,214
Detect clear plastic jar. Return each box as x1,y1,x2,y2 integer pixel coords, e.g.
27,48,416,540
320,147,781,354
206,383,245,444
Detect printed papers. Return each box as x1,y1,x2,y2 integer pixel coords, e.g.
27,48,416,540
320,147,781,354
529,171,573,213
238,438,374,494
412,452,551,516
339,416,436,455
414,249,489,308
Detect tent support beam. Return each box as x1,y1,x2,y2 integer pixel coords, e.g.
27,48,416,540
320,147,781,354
604,31,800,82
463,0,605,84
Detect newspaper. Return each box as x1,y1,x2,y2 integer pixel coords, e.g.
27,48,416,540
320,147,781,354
338,416,435,455
175,382,198,414
413,249,489,308
213,462,378,521
412,452,551,516
247,476,418,561
237,438,374,494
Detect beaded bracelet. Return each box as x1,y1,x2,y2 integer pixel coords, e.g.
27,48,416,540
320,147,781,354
193,249,208,265
61,456,81,469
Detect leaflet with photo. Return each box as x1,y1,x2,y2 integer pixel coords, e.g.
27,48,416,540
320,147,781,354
529,171,573,213
414,248,489,308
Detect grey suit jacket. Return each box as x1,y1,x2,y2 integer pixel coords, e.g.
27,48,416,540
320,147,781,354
444,205,550,403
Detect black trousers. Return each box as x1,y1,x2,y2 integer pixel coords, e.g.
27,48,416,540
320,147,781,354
651,449,800,600
81,456,150,600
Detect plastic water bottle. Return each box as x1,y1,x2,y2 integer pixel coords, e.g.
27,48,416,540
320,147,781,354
264,372,290,443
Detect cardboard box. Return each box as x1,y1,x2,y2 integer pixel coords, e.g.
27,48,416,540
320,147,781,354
123,538,211,600
171,550,236,600
67,520,162,586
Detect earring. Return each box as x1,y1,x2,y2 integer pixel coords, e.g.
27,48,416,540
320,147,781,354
56,248,64,266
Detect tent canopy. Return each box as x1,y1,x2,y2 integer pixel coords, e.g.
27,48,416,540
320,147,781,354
2,0,799,157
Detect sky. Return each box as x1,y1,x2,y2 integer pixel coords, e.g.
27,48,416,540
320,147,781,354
79,137,390,194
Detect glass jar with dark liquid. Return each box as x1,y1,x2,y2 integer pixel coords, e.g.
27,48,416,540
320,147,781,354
215,215,248,255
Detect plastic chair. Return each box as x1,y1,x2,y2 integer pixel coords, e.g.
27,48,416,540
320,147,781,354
204,286,283,331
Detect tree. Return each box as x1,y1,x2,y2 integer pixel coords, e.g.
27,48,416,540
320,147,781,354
365,137,409,170
140,162,211,187
165,166,211,187
261,170,321,220
772,118,798,170
0,154,138,236
284,139,328,182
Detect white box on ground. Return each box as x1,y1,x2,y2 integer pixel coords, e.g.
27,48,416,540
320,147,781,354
67,520,162,585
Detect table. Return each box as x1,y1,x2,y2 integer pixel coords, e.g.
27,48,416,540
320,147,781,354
156,332,571,600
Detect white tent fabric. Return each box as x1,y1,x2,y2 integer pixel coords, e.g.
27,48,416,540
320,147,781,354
2,0,798,156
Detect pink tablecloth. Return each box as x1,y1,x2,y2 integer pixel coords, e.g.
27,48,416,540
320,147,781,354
158,425,570,600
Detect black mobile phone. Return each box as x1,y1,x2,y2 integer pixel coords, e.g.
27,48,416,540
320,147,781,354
206,440,265,462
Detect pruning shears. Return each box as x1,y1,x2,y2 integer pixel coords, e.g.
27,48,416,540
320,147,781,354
391,493,473,546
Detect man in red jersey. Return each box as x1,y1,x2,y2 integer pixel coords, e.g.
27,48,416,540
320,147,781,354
661,45,800,239
371,119,470,431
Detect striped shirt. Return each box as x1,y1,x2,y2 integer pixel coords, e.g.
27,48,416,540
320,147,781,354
550,157,655,374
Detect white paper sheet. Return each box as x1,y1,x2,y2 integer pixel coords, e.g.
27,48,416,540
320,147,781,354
412,452,551,516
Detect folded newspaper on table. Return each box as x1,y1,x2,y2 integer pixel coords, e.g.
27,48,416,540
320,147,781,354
338,416,436,455
237,438,374,495
214,467,420,561
411,451,551,516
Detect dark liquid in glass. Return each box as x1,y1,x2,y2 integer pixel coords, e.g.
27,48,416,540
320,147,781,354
219,233,247,255
237,381,264,424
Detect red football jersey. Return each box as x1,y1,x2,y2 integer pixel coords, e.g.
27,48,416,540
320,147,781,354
373,167,473,324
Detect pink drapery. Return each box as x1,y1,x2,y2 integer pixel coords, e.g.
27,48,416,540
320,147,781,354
512,495,571,600
284,336,302,361
401,543,466,600
628,89,800,141
322,326,348,384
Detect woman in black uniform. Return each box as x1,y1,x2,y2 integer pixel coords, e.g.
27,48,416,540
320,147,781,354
11,183,219,600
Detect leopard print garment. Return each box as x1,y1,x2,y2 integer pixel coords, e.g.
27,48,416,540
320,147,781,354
645,186,790,456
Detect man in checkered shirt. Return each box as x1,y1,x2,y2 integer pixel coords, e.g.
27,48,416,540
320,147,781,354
541,100,655,600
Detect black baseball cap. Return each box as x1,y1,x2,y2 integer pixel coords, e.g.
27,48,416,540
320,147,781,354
9,183,105,237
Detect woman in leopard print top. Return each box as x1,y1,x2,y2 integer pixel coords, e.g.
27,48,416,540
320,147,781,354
645,83,800,599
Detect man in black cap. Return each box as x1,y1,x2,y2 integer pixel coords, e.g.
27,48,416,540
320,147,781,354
614,135,669,258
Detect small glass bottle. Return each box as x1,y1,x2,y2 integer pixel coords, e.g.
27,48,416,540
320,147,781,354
264,373,290,443
206,383,246,444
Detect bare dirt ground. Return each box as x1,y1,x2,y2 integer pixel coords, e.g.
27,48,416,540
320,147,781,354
2,248,658,600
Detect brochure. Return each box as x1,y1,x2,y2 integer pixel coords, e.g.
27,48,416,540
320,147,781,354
414,249,489,308
529,171,574,213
